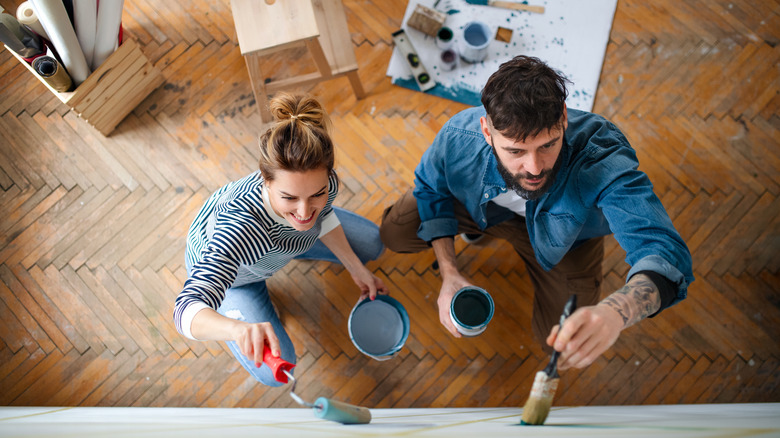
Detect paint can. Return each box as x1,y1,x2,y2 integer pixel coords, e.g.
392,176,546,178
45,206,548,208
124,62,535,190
348,295,409,361
458,21,491,63
440,48,457,71
435,26,454,50
449,286,494,336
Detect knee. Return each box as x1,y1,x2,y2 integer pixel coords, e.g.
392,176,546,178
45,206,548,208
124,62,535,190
379,221,404,253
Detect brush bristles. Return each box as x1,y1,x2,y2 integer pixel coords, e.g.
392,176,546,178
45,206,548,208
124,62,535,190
520,371,560,425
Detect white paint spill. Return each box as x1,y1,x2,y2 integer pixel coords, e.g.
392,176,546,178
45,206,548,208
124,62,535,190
225,309,244,320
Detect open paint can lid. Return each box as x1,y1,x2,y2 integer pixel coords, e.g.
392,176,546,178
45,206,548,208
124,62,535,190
348,295,409,361
449,286,495,336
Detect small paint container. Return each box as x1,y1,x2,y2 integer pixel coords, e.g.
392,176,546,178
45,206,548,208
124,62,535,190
435,26,454,50
458,21,491,63
348,295,409,361
440,49,457,71
449,286,494,336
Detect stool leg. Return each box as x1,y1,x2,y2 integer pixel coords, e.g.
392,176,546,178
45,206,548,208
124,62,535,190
305,38,333,78
346,70,366,99
244,53,272,123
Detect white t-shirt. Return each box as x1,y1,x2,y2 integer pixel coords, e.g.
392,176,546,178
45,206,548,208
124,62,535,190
491,190,527,216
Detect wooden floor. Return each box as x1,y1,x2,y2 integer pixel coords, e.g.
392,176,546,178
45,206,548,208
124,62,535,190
0,0,778,409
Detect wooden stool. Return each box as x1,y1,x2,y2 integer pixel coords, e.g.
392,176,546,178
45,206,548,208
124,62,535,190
230,0,366,122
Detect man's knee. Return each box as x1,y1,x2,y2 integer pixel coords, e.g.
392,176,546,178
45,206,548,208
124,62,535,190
379,191,427,253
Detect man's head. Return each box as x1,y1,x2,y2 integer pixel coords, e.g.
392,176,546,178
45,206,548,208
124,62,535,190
480,56,570,200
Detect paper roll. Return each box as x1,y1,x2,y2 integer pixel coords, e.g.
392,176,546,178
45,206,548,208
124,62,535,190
15,1,50,41
30,0,91,85
33,54,72,92
73,0,96,67
91,0,123,70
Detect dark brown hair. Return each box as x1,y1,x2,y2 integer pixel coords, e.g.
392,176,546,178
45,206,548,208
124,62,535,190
481,55,570,141
258,93,335,181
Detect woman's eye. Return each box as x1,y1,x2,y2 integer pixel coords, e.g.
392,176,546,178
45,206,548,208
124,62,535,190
282,196,296,201
312,192,326,198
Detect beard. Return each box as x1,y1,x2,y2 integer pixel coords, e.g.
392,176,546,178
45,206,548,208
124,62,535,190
492,144,563,200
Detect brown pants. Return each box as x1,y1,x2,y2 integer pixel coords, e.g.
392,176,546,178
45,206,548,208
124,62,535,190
380,189,604,351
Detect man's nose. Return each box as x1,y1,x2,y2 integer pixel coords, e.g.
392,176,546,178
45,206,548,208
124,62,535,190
524,153,543,176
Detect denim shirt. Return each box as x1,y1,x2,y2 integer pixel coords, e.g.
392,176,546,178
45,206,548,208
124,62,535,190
413,106,693,307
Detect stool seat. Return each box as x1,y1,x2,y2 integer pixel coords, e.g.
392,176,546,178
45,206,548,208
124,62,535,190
230,0,365,122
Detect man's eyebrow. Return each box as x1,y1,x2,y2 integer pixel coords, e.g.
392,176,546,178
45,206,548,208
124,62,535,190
501,135,561,150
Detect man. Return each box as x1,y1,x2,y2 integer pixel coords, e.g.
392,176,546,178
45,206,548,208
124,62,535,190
379,56,693,370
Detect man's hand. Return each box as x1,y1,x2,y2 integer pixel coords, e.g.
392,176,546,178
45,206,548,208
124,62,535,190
430,236,474,337
546,273,661,369
545,304,623,369
437,274,473,337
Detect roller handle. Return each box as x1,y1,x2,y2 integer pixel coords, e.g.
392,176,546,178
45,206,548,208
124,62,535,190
314,397,372,424
262,344,295,384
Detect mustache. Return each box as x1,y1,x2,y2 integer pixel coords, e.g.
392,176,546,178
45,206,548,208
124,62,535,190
516,168,551,180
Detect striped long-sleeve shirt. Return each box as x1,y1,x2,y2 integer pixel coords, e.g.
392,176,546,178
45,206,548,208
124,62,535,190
173,170,340,339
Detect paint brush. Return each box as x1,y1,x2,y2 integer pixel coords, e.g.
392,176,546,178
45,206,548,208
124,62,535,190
463,0,545,14
520,294,577,425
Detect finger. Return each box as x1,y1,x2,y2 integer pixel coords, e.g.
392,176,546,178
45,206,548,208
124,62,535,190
367,280,378,301
264,326,281,358
374,276,390,295
546,324,560,348
553,311,584,352
439,308,462,338
564,331,604,370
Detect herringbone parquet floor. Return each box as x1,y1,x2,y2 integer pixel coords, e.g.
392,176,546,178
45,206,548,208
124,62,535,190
0,0,778,409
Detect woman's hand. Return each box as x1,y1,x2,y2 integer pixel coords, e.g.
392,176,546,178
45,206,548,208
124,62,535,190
350,266,389,301
232,321,281,367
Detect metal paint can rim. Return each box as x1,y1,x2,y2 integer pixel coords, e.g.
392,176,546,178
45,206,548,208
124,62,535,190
348,295,409,361
449,286,495,336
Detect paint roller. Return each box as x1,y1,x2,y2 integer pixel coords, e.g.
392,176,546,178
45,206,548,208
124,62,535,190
262,345,372,424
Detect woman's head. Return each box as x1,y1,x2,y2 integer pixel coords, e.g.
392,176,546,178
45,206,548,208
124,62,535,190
258,92,334,181
259,93,335,231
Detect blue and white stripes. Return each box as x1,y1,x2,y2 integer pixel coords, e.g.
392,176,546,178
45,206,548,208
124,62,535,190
174,170,339,339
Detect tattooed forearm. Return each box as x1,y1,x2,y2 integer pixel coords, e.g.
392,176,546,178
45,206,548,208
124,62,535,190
599,274,661,328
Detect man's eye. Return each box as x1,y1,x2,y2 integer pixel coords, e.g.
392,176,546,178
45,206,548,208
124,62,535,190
282,196,296,200
312,192,326,198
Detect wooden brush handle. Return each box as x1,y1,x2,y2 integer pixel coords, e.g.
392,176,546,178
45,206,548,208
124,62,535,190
488,1,545,14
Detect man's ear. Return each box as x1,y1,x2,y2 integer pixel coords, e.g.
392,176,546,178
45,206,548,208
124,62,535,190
480,116,492,144
561,105,568,131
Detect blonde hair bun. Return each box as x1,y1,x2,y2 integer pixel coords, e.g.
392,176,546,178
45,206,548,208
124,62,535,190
269,92,330,132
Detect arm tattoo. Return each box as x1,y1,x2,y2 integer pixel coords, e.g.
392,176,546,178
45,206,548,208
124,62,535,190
600,274,661,328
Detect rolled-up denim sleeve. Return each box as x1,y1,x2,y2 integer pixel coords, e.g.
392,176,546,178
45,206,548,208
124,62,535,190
413,129,459,242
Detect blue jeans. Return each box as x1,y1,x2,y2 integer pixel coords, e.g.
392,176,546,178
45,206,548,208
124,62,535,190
188,207,384,387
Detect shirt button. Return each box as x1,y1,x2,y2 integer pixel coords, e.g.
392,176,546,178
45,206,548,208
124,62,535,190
484,193,489,198
501,188,506,191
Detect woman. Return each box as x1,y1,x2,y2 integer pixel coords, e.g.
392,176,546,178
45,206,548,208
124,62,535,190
173,93,387,386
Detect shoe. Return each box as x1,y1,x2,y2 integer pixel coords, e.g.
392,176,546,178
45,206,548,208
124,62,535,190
460,233,484,244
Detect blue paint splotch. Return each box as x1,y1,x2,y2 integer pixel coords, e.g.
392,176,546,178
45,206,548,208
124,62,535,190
392,78,482,107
